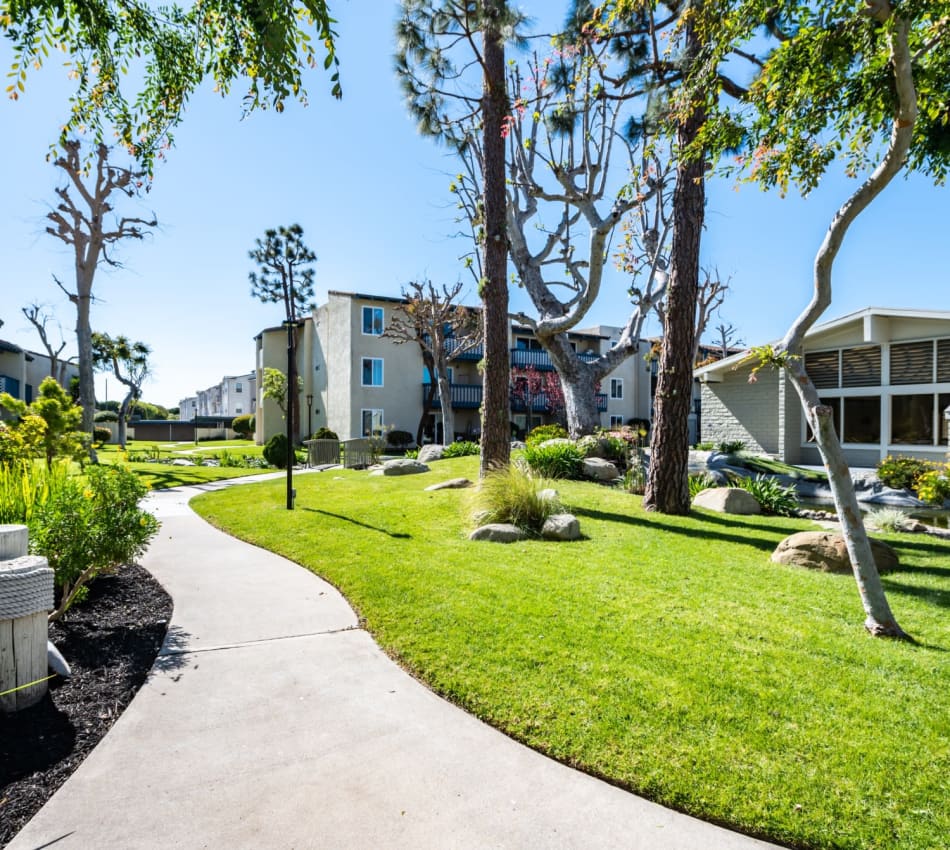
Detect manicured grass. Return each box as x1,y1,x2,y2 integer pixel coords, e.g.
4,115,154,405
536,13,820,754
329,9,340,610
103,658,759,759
97,443,274,489
734,452,829,482
192,458,950,850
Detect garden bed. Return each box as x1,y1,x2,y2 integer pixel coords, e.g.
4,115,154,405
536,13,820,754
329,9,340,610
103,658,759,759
0,563,171,846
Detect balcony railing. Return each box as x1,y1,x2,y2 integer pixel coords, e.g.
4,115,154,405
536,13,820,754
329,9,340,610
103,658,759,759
511,392,608,413
510,348,599,370
444,338,483,361
422,383,483,409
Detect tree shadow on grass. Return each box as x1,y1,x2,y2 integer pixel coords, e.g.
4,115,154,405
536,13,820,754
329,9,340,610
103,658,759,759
571,506,781,554
881,578,950,610
302,508,411,539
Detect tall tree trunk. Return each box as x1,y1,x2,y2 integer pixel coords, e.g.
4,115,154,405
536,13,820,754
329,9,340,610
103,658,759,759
75,287,96,436
545,336,601,437
643,10,705,515
436,369,456,443
118,392,133,449
479,0,511,476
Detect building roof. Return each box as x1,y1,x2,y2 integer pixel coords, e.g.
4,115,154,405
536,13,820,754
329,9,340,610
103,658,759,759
694,306,950,380
0,339,24,355
328,290,410,306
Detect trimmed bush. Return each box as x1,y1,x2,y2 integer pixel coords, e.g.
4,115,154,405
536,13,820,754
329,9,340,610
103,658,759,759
472,464,561,533
94,410,119,422
442,440,480,458
387,429,413,448
93,425,112,444
876,455,933,492
526,424,569,446
312,427,339,440
263,433,290,468
232,413,254,438
522,441,584,479
915,468,950,505
717,440,746,454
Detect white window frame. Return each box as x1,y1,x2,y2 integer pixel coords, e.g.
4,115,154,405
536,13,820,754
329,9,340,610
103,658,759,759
361,408,384,436
609,414,624,427
610,377,624,400
361,357,384,387
362,306,384,336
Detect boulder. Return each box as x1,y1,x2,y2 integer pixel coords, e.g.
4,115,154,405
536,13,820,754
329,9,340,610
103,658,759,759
541,513,581,541
771,531,899,574
582,457,620,482
424,477,473,491
469,523,527,543
382,459,430,476
417,444,445,463
577,435,611,458
692,487,761,515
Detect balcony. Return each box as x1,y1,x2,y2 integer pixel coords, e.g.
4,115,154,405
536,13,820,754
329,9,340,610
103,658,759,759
510,348,599,371
443,338,483,361
422,383,483,409
512,392,608,412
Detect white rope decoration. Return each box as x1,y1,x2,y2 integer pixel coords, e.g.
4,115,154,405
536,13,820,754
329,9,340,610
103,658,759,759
0,556,54,620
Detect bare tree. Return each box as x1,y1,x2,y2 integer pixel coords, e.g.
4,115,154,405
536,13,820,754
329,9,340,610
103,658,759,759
46,141,157,439
711,321,743,360
385,280,482,445
92,332,151,448
22,301,74,386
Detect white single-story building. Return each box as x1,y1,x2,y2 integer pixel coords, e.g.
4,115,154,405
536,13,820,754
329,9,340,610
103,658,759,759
696,307,950,466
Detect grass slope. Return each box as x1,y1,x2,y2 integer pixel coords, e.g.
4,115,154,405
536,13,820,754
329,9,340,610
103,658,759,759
192,458,949,850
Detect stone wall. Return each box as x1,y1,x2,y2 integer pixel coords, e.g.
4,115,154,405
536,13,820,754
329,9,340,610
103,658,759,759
699,364,780,454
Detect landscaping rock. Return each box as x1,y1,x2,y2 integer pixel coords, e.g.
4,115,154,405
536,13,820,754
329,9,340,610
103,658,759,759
692,487,761,515
469,523,527,543
510,440,527,451
541,513,580,541
417,444,445,463
424,478,473,491
577,435,611,458
771,531,899,574
582,457,620,482
382,459,430,476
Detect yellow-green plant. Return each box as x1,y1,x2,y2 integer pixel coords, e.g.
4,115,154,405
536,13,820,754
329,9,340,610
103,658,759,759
0,460,71,524
471,464,561,533
915,468,950,505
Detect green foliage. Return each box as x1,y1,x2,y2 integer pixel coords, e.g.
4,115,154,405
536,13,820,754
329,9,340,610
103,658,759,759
866,507,911,533
733,474,799,516
0,460,71,524
130,400,169,420
525,424,569,446
717,440,746,454
472,464,561,533
30,464,159,620
387,429,413,447
93,425,112,445
1,377,85,467
261,368,303,416
689,472,720,499
263,433,290,469
877,455,933,492
94,410,119,422
522,442,585,480
312,427,339,440
442,440,480,458
404,448,420,460
249,224,316,322
231,413,254,438
3,0,340,171
693,441,716,451
914,468,950,505
0,415,47,465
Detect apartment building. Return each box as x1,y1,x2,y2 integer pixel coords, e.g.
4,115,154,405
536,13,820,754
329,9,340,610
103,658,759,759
179,372,256,420
253,291,656,444
0,339,79,403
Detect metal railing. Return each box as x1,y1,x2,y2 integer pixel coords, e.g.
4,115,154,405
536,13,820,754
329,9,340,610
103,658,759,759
510,349,599,370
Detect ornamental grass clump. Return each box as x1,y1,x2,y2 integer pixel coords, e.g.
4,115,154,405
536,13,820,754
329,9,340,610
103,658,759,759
442,440,480,458
471,464,560,533
522,441,584,479
0,460,71,524
866,506,912,532
733,474,799,516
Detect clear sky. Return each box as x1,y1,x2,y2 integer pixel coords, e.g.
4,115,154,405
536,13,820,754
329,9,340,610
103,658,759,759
1,2,946,410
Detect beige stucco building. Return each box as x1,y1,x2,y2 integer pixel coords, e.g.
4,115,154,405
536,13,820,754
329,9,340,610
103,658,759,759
696,307,950,465
253,291,658,444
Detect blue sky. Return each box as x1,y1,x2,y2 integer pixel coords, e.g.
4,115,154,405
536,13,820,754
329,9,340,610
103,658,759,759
1,2,946,409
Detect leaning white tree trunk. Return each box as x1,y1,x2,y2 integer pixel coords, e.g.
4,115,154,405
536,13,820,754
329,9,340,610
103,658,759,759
779,3,913,638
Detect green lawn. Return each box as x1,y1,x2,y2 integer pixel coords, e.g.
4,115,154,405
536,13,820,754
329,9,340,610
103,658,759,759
191,457,950,850
97,442,274,488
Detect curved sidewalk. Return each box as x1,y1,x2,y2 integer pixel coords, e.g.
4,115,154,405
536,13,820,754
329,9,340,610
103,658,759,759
10,478,780,850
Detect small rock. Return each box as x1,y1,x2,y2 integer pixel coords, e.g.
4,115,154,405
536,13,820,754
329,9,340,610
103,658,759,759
692,487,761,515
417,444,445,463
469,523,527,543
425,478,473,491
510,440,527,451
582,457,620,481
541,513,580,541
771,531,899,574
382,459,430,476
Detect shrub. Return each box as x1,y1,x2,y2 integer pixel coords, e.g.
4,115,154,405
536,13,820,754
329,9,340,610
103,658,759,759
472,464,561,533
263,433,290,468
717,440,746,454
876,455,933,492
689,472,720,499
733,474,798,516
232,413,254,438
94,410,119,422
312,427,338,440
526,424,569,446
0,460,71,524
30,464,159,620
387,429,413,448
693,441,716,451
866,507,911,532
93,425,112,444
404,448,420,460
914,468,950,505
522,442,584,479
443,440,480,458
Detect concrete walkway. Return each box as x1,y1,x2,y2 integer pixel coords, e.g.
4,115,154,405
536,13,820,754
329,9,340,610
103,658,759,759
10,478,780,850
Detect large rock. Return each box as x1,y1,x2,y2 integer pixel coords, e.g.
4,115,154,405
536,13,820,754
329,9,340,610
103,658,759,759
541,513,581,541
469,523,527,543
582,457,620,482
417,444,445,463
692,487,761,515
424,477,473,491
771,531,899,574
382,459,430,476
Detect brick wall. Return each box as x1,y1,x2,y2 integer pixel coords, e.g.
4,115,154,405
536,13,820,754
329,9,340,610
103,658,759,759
700,364,780,453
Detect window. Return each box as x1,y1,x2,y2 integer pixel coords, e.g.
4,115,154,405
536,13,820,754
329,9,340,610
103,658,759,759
610,378,624,400
610,414,624,427
841,346,881,387
842,396,880,443
362,306,384,336
235,406,243,414
891,341,934,385
235,382,243,393
361,357,384,387
422,366,453,384
515,337,542,350
804,350,839,389
361,409,384,436
892,394,937,444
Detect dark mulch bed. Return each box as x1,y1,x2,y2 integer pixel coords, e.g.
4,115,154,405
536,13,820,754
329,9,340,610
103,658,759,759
0,564,171,847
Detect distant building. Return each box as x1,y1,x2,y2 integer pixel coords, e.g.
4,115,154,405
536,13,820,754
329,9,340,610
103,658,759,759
0,339,79,404
178,372,256,420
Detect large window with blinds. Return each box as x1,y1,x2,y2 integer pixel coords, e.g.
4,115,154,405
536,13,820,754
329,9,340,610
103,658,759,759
805,346,881,388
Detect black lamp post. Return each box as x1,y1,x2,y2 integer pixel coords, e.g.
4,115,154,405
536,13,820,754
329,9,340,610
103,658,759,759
284,319,300,511
306,393,314,438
